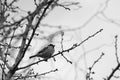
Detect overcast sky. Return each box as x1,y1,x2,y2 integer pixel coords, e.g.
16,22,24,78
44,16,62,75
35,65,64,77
13,0,120,80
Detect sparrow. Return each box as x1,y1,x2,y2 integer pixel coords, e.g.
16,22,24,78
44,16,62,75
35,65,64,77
29,44,55,60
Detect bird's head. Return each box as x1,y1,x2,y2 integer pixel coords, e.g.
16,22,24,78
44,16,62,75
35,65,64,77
49,44,55,48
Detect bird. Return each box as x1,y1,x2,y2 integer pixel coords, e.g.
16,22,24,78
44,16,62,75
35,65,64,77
29,44,55,60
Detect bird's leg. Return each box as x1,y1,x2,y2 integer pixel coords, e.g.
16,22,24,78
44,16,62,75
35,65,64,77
44,58,49,62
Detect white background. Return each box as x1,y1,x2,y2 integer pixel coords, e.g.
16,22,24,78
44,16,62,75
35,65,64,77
11,0,120,80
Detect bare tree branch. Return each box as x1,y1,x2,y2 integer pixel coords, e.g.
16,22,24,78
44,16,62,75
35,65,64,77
17,29,103,70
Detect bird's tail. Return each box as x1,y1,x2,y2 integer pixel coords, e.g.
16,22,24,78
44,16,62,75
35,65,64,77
29,55,36,59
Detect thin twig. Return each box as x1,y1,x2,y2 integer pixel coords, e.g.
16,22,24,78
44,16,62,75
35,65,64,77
18,29,103,70
115,35,119,63
107,35,120,80
60,31,72,64
86,52,104,80
13,69,58,79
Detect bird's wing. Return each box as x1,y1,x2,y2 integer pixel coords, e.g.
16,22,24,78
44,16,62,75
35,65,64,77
38,46,48,53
